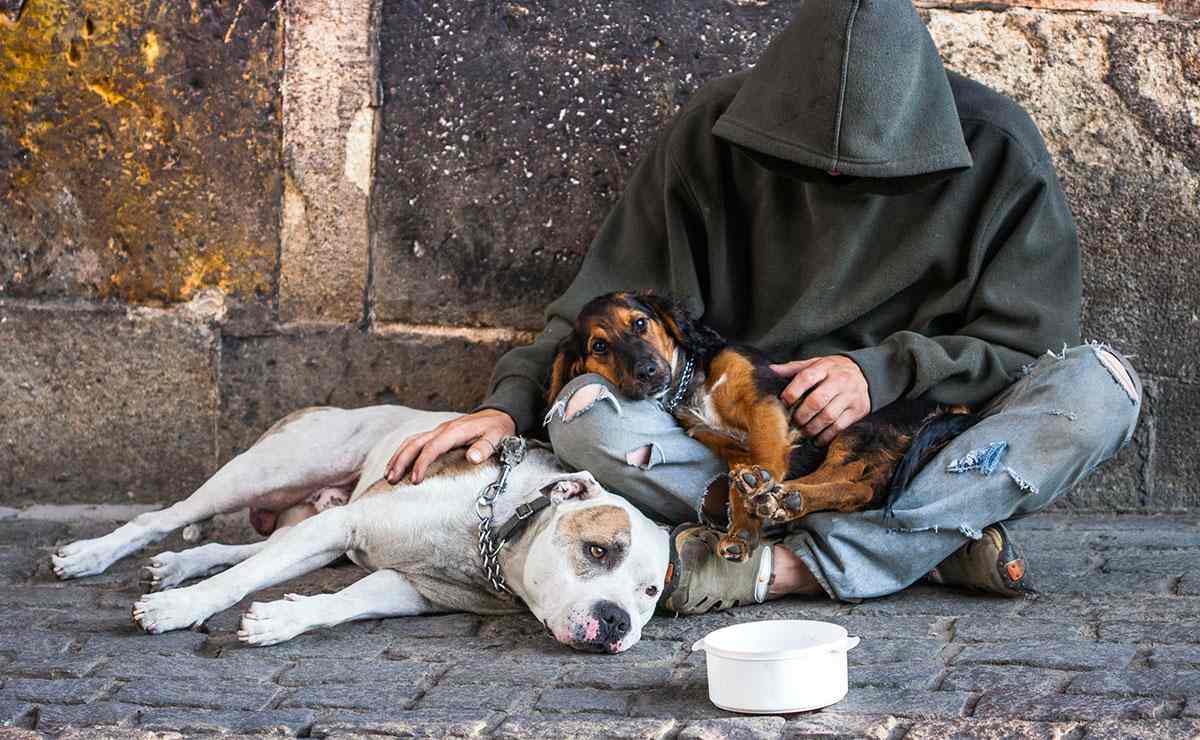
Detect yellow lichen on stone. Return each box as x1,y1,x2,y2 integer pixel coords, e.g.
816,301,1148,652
142,30,160,72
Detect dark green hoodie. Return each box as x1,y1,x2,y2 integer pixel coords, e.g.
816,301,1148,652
479,0,1081,433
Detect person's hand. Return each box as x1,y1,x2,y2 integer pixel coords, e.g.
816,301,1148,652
770,355,870,446
385,409,516,484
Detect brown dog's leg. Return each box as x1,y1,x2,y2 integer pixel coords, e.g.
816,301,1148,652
746,434,900,524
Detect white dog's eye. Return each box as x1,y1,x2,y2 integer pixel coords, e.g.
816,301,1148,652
644,585,659,597
588,544,607,560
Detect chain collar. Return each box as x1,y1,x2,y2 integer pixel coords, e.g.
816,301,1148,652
475,436,529,595
660,353,695,414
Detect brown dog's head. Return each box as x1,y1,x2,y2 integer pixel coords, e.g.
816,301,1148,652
546,290,725,404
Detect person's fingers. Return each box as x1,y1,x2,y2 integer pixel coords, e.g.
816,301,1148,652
410,423,478,483
386,433,428,483
769,358,817,379
801,394,848,438
467,432,501,465
790,380,837,428
780,365,828,408
815,409,855,446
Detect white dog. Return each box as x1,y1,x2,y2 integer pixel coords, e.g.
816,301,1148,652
51,406,669,654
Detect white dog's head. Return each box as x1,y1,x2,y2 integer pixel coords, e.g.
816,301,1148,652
515,471,669,654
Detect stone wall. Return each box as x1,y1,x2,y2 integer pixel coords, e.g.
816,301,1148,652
2,0,1196,509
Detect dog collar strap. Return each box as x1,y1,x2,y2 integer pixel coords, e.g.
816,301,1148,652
493,496,551,544
661,353,695,413
475,436,529,595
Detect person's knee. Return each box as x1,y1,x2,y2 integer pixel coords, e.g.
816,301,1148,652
1057,344,1142,449
545,375,626,471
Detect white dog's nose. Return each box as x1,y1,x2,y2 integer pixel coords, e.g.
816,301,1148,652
592,600,631,644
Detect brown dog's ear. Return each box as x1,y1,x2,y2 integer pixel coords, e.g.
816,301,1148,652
545,334,584,405
635,290,725,362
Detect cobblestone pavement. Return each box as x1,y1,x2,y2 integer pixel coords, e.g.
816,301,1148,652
1,509,1199,738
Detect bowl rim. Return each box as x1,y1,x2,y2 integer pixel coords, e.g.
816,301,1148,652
693,619,856,661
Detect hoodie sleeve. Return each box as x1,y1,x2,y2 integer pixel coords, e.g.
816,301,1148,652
475,131,708,433
844,160,1082,411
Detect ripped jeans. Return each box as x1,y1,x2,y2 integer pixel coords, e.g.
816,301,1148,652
545,344,1142,601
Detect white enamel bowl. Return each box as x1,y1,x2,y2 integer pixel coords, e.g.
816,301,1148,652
691,620,861,714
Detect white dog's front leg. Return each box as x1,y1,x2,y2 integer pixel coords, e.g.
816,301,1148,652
237,569,431,646
132,508,356,634
140,540,271,592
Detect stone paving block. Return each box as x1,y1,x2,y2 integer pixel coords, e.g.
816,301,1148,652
138,706,315,736
281,683,420,711
1156,379,1200,507
1,655,105,680
556,663,676,691
495,716,677,740
0,549,43,585
830,615,952,641
310,709,494,738
34,702,141,734
383,636,506,662
900,719,1083,739
679,717,786,740
0,631,72,658
535,688,634,715
1099,620,1200,643
834,688,969,719
1067,670,1200,697
277,657,439,686
0,586,97,609
849,662,944,690
1087,530,1200,550
0,677,112,705
630,687,746,720
849,638,948,666
1100,551,1200,575
1033,573,1173,596
440,661,564,686
74,627,209,657
1182,577,1200,596
952,641,1137,671
415,685,534,712
641,612,742,643
94,652,290,682
939,665,1072,694
115,677,281,711
1147,645,1200,668
973,691,1182,721
374,613,482,639
1081,720,1200,738
782,714,902,739
849,586,1025,617
952,616,1088,642
0,303,220,505
1020,595,1200,623
0,702,34,728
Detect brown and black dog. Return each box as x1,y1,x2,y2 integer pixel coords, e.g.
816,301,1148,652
547,290,978,561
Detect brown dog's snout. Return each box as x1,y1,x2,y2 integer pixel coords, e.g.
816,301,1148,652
634,358,660,383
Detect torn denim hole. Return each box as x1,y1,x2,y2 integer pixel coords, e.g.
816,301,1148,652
1005,466,1039,496
1045,343,1068,361
1091,344,1139,404
625,443,665,471
958,525,983,540
543,383,622,426
946,441,1008,475
887,524,983,541
1047,408,1078,420
1020,361,1037,376
887,525,941,535
697,471,732,529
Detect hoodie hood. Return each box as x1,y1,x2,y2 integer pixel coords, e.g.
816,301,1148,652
712,0,972,187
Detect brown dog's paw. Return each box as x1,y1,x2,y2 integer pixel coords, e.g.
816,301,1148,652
751,486,806,523
717,528,758,562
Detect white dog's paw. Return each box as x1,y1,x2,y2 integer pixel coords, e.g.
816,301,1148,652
52,536,123,579
140,551,190,592
132,589,211,634
237,596,315,646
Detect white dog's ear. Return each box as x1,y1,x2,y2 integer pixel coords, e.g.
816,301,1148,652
539,471,603,504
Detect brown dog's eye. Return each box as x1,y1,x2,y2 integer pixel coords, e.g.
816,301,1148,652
588,544,607,560
644,585,659,597
590,340,608,355
633,317,648,334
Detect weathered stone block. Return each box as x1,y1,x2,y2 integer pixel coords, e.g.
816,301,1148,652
535,688,633,715
138,707,315,736
973,691,1181,721
310,710,493,738
218,326,524,459
953,640,1137,671
0,0,280,304
1155,378,1200,509
834,688,970,719
278,0,374,323
372,2,793,329
0,301,218,506
939,665,1072,694
679,717,785,740
114,678,281,712
1068,670,1200,697
496,717,676,740
277,658,438,687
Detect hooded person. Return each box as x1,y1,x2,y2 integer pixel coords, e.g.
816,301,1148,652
387,0,1142,605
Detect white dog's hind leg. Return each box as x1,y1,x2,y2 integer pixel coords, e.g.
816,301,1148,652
53,406,404,580
132,507,356,634
238,569,431,646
